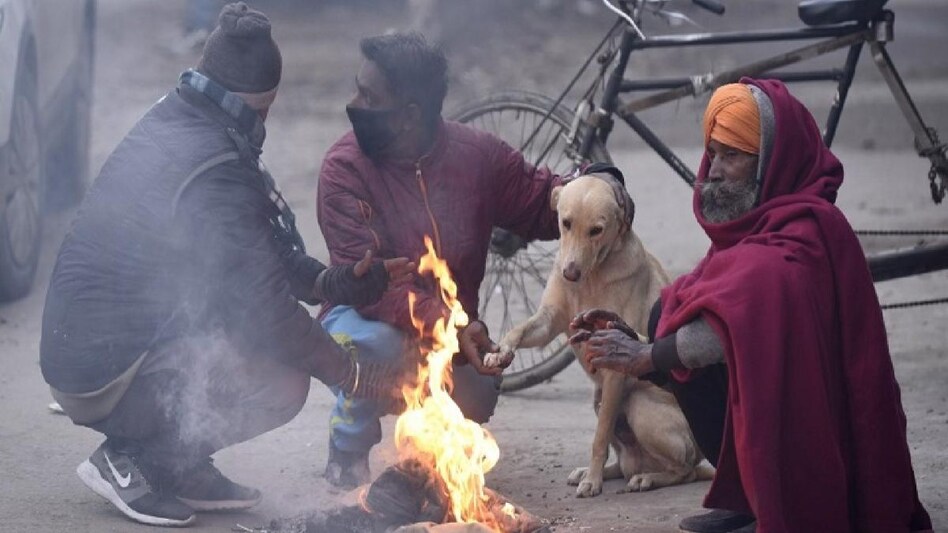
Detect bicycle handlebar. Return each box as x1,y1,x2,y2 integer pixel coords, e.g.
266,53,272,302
692,0,725,15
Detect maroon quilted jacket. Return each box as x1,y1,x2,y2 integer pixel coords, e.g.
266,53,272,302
317,119,562,332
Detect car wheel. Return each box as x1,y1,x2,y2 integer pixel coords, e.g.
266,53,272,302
0,60,43,301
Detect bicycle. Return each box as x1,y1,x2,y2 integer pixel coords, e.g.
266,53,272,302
449,0,948,392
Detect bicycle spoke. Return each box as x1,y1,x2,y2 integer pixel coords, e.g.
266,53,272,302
520,248,551,284
535,124,564,168
479,255,501,318
500,269,514,331
512,261,538,316
528,120,551,166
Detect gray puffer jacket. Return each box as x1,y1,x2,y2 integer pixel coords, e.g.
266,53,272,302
41,84,351,394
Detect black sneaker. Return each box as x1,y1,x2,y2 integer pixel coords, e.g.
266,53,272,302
76,441,195,527
175,458,261,511
679,509,756,533
323,438,370,490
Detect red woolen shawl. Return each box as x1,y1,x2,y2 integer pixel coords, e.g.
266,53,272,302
657,78,931,533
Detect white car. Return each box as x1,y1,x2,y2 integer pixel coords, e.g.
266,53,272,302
0,0,95,300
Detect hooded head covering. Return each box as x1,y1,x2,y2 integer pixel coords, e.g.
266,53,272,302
657,78,932,532
692,79,841,245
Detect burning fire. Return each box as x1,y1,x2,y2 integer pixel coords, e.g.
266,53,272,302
394,236,504,530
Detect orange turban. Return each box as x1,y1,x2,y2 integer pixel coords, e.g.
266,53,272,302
703,83,760,154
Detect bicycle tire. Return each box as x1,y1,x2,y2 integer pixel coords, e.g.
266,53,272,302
449,90,611,392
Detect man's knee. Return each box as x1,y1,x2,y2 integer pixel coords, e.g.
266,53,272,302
451,364,501,424
270,369,310,427
322,306,409,363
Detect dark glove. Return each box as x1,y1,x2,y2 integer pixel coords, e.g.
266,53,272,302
315,262,389,306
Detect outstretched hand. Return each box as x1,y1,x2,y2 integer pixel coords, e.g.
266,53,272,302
457,320,504,376
568,309,651,376
575,329,655,377
352,249,415,286
569,308,640,339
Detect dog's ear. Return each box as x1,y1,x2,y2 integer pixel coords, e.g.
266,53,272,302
550,185,564,211
584,163,625,186
624,190,635,227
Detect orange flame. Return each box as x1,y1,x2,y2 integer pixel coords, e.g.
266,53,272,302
395,236,503,530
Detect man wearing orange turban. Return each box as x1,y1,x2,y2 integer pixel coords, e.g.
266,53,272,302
697,83,771,224
573,79,932,533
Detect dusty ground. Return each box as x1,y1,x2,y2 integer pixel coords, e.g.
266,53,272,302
0,1,946,531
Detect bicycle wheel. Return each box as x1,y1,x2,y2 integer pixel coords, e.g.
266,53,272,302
449,90,611,392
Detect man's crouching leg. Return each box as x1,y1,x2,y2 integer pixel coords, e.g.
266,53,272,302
73,336,309,526
321,307,502,489
322,306,411,489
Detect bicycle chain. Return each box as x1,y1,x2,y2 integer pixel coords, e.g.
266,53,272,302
855,229,948,236
880,297,948,310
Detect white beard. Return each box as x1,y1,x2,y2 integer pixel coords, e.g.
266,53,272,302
699,179,759,224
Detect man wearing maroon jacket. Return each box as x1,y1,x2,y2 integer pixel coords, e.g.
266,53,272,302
317,32,563,488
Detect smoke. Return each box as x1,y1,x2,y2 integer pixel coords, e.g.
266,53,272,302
142,328,311,478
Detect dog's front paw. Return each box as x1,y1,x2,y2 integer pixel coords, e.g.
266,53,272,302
566,466,587,486
484,345,515,369
576,476,603,498
622,473,656,493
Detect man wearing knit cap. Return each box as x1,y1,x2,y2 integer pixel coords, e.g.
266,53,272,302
41,3,412,527
570,80,931,532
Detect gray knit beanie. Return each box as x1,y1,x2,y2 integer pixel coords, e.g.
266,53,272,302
197,2,282,93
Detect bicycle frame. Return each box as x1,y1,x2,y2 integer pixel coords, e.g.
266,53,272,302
518,2,948,281
565,7,946,202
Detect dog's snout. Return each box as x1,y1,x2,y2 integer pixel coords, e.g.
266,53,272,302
563,262,582,282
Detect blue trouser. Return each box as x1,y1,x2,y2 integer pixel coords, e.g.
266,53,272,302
323,306,501,454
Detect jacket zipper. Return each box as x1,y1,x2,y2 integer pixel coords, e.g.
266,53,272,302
415,161,443,255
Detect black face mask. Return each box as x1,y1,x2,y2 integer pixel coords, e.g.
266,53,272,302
346,105,399,158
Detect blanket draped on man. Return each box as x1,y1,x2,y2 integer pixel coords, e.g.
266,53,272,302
657,78,931,532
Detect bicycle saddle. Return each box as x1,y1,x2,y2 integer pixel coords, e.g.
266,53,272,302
798,0,888,26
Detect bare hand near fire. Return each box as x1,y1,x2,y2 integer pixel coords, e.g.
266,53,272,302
353,249,415,286
457,320,505,376
573,329,655,377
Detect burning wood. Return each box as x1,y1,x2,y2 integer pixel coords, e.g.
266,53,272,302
382,237,547,533
363,461,548,533
271,238,548,533
271,460,547,532
396,236,502,529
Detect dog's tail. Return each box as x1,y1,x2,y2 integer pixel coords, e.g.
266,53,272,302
695,460,716,481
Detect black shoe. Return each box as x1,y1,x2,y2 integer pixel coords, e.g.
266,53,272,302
77,440,195,527
323,438,370,490
175,458,261,511
679,509,756,533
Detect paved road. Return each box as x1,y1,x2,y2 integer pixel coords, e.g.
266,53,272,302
1,1,945,531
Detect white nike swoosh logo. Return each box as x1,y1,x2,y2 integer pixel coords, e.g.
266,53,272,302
104,452,132,488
